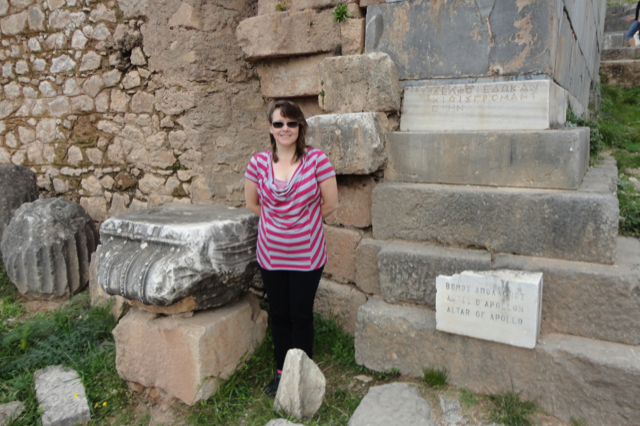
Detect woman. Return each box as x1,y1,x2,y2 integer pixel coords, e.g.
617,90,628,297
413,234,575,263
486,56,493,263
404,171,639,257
624,1,640,47
244,100,338,396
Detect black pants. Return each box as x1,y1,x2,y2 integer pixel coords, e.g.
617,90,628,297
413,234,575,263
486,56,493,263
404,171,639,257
260,265,324,370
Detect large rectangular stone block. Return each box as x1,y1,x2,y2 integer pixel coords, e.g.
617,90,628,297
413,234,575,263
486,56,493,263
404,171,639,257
307,112,389,175
318,53,400,114
113,294,268,405
378,241,491,308
600,60,640,88
237,10,341,61
258,0,358,15
371,160,619,264
314,278,367,336
354,238,385,295
355,297,640,426
257,53,333,98
325,175,375,228
400,79,567,132
323,225,362,284
385,128,590,190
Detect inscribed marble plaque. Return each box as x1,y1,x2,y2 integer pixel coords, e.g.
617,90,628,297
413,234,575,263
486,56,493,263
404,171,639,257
401,79,566,132
435,270,543,349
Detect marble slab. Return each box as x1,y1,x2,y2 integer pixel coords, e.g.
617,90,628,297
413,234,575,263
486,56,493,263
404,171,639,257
435,270,543,349
400,79,567,132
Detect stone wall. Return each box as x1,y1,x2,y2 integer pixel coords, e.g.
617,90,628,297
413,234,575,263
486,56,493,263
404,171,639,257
0,0,266,221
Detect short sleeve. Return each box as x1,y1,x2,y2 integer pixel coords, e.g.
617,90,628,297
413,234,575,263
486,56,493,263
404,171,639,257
245,154,260,183
314,150,336,183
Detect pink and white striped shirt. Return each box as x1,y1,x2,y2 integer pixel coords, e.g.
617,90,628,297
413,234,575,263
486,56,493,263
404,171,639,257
245,148,336,271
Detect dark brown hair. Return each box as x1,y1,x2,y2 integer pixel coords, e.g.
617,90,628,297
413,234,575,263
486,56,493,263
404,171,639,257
267,100,309,164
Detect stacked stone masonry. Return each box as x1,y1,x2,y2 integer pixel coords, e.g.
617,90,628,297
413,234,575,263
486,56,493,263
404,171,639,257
600,5,640,88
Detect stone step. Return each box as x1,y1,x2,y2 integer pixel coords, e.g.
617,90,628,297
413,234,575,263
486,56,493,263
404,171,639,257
400,78,567,132
355,297,640,426
385,128,589,190
371,157,619,264
602,47,640,61
355,237,640,345
605,5,638,33
603,31,626,50
600,60,640,88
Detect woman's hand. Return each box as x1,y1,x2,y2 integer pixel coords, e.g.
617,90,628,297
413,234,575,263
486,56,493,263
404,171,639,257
245,178,261,217
319,176,338,219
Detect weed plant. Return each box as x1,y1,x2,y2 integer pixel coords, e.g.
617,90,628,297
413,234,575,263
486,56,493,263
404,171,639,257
0,262,128,425
459,388,479,407
423,367,448,389
333,3,350,22
486,388,538,426
570,418,588,426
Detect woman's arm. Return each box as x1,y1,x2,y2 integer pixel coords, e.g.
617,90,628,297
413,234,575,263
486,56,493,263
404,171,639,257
245,178,261,217
319,176,338,219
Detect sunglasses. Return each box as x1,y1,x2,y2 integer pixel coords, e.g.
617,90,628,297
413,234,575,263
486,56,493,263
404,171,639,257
271,121,299,129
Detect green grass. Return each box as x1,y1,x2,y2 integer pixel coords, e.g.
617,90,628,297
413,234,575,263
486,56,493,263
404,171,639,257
423,367,448,389
570,418,588,426
459,388,479,407
486,389,538,426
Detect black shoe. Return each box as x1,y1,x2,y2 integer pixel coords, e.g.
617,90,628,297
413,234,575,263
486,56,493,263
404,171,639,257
263,374,281,397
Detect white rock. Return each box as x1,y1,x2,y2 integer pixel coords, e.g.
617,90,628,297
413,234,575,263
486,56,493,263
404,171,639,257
2,62,12,78
0,0,8,16
82,75,103,98
102,69,121,87
95,91,109,112
348,383,434,426
27,4,44,30
274,349,326,420
33,59,46,72
15,61,28,74
18,126,35,144
0,100,17,119
50,55,76,73
27,37,41,52
63,78,82,96
34,365,91,426
36,119,56,143
68,12,86,29
110,90,128,112
79,51,101,71
47,0,65,10
67,145,82,166
0,10,28,35
71,29,88,49
48,96,70,117
71,95,94,112
5,132,17,148
122,70,140,89
39,81,57,97
130,46,146,65
48,9,70,29
89,3,116,22
4,82,21,99
22,86,37,99
91,23,110,40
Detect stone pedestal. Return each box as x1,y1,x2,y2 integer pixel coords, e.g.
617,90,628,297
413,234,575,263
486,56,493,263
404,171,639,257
113,293,268,405
97,205,259,312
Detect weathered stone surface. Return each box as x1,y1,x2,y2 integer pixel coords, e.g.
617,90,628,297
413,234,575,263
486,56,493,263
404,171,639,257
325,175,375,228
90,245,128,320
436,270,543,349
80,51,102,71
154,87,195,116
378,240,491,308
385,128,590,190
439,396,463,424
355,297,640,426
103,69,122,87
0,10,27,35
117,0,147,17
168,2,201,30
113,294,268,405
0,165,37,247
27,5,44,30
89,3,116,23
82,75,104,98
600,60,640,88
122,70,140,89
372,159,619,264
131,91,155,113
130,46,146,65
257,53,333,98
319,53,400,113
274,349,326,420
314,278,367,336
237,9,341,61
34,365,91,426
1,198,98,298
306,112,389,175
602,47,640,61
98,205,259,311
348,382,434,426
0,401,25,426
401,79,567,132
259,0,357,14
340,18,365,56
354,238,384,295
50,55,75,73
265,420,304,426
324,225,361,284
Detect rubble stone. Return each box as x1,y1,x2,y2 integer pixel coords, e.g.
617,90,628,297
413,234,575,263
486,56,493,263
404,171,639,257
1,10,28,35
274,349,326,420
35,365,91,426
79,51,102,71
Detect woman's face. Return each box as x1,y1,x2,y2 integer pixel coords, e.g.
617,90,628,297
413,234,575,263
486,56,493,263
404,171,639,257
270,108,299,149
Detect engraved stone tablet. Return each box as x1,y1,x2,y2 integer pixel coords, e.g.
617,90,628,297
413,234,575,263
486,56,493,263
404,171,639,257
401,79,566,132
435,270,543,349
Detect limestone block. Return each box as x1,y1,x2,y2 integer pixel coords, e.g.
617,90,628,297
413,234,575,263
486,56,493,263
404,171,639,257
435,270,543,349
348,383,434,426
27,5,44,30
98,205,259,311
113,295,268,405
378,241,491,308
168,2,201,30
154,87,195,115
354,238,385,295
325,175,374,228
257,53,333,98
314,278,367,336
324,225,361,284
340,18,365,55
236,9,341,61
110,90,129,112
0,101,17,119
80,51,101,71
80,196,108,222
354,297,640,426
0,10,27,35
130,46,146,65
103,69,122,87
89,3,116,23
1,198,98,298
48,97,70,117
306,112,388,175
385,128,590,190
274,349,326,420
71,95,94,112
131,91,154,113
0,165,37,248
82,75,104,98
122,70,140,89
0,401,25,426
319,53,400,113
600,60,640,88
372,160,619,265
35,365,91,426
50,55,75,73
117,0,147,18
